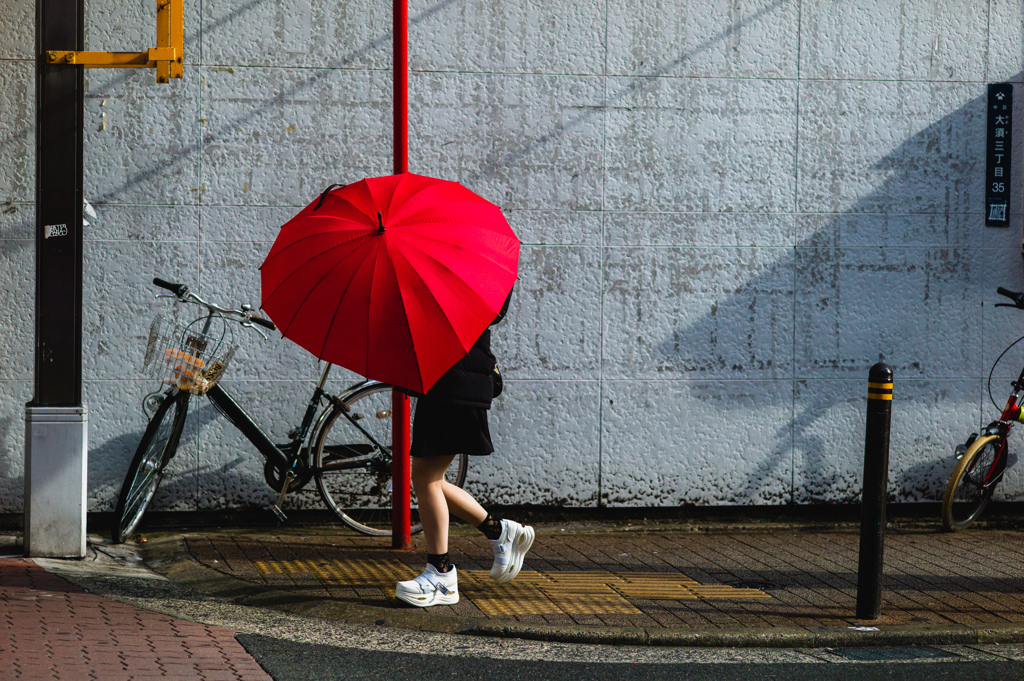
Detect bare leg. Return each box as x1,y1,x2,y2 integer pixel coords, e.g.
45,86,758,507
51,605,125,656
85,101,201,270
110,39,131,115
410,454,456,555
442,479,487,527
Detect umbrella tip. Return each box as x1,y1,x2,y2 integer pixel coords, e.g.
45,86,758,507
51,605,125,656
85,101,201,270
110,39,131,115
377,212,385,234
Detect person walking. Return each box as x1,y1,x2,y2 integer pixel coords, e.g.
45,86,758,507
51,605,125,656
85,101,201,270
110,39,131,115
395,290,534,607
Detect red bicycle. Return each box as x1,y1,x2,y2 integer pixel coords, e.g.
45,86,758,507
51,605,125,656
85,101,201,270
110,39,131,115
942,286,1024,530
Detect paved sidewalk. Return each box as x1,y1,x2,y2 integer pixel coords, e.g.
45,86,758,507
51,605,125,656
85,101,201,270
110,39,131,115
0,556,271,680
161,524,1024,646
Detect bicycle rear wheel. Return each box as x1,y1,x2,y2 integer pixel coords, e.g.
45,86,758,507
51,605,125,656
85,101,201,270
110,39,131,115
313,382,468,536
112,390,189,543
941,433,1001,531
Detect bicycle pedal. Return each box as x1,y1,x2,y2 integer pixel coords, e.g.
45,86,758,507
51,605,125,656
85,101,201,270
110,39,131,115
271,505,288,522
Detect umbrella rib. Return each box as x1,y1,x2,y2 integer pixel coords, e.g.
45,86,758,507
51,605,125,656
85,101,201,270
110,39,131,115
382,243,429,389
385,176,478,223
397,233,520,280
262,231,377,317
270,235,377,338
390,202,495,230
388,246,464,351
385,244,462,374
314,237,381,367
261,219,374,270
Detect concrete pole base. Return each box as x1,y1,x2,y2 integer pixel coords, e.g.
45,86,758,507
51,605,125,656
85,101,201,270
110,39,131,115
24,405,88,558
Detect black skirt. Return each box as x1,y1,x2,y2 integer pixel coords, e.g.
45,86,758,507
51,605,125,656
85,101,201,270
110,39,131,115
409,397,494,458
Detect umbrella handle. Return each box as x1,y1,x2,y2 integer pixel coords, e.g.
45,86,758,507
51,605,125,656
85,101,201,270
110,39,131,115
313,183,347,212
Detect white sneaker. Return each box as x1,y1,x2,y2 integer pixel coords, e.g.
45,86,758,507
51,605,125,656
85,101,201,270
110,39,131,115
489,519,535,584
395,564,459,607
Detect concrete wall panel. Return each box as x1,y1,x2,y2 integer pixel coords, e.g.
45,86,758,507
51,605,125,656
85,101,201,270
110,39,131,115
797,80,985,215
198,239,324,381
796,213,973,251
603,246,795,380
203,0,391,69
794,246,978,380
495,245,602,380
988,1,1024,84
601,379,793,506
202,205,297,243
83,69,201,205
467,379,601,506
606,211,795,248
85,0,202,64
604,76,797,212
506,209,602,247
200,67,392,205
82,239,196,381
799,0,987,81
0,213,33,382
0,60,34,202
414,0,606,75
0,381,32,511
792,378,981,504
606,0,799,79
411,73,605,211
0,1,33,60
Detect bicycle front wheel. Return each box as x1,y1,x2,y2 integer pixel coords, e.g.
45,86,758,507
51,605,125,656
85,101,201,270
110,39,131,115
941,433,1002,531
112,390,189,543
313,382,468,536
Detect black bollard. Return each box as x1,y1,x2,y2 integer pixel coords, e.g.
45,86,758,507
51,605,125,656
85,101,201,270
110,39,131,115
856,363,893,620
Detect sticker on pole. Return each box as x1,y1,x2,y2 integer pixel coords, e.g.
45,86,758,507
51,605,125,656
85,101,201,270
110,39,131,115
44,224,68,239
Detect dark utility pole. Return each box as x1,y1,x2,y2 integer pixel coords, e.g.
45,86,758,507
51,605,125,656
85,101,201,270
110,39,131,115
26,0,88,557
35,0,83,405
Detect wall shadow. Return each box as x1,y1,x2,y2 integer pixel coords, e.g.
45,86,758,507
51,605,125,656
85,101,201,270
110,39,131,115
652,73,1023,505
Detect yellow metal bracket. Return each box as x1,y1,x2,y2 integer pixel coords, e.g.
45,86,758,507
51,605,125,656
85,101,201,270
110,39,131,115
46,0,183,83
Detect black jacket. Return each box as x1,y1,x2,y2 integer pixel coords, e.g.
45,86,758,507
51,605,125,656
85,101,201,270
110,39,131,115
421,288,512,409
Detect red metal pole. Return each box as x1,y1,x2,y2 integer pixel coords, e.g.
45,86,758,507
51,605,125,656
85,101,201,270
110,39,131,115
390,0,412,550
393,0,408,176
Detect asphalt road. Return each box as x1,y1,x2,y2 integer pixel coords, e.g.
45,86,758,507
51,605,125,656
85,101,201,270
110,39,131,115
237,634,1024,681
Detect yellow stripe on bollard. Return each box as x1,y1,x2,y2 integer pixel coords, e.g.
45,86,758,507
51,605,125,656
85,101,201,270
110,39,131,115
867,382,893,400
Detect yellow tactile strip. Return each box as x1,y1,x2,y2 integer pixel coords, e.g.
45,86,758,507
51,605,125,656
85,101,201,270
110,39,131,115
252,558,770,617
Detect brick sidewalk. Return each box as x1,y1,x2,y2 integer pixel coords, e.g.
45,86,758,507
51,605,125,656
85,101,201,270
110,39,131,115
0,558,271,681
184,528,1024,631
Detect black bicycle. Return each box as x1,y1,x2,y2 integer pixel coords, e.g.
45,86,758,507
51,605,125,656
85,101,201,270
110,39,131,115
111,277,467,543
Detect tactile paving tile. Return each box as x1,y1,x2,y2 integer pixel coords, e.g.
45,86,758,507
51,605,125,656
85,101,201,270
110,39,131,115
252,559,770,617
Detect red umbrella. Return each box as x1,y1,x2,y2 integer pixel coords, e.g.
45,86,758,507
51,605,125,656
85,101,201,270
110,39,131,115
260,173,520,394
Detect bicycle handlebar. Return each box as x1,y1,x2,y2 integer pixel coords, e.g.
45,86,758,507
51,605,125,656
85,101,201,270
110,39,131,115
153,277,189,297
997,287,1024,309
152,276,278,331
249,316,276,330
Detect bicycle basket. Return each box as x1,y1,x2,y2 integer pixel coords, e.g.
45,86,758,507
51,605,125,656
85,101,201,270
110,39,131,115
142,315,238,394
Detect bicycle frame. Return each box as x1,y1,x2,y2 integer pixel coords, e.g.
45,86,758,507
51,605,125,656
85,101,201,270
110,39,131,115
975,363,1024,490
203,364,393,477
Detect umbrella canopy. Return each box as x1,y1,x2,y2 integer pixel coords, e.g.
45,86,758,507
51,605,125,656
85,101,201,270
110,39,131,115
260,173,520,394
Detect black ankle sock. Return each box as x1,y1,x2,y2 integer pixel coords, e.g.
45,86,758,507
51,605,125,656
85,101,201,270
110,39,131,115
477,512,503,541
427,552,453,573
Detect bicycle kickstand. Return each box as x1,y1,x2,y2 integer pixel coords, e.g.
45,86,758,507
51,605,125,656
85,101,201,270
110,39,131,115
271,470,295,522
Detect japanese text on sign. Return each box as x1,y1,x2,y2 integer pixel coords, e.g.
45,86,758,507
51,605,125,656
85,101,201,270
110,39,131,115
986,83,1013,227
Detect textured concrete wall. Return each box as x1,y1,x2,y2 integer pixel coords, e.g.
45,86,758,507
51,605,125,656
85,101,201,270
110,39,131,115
2,0,1024,513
